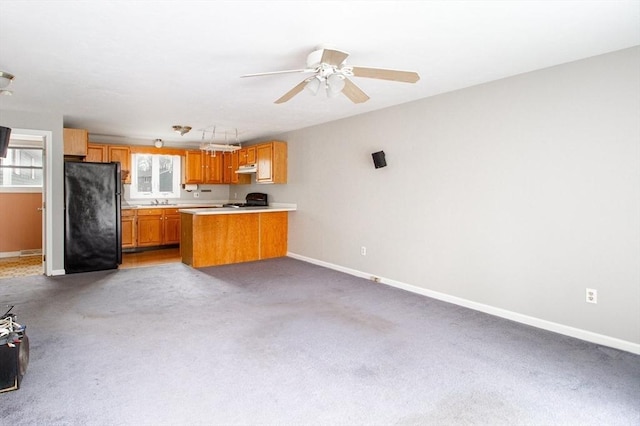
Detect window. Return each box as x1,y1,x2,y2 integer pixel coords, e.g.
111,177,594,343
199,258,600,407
0,138,43,188
130,153,181,199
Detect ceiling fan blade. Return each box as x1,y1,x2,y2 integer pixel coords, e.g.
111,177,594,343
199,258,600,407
241,69,312,78
342,78,370,104
274,79,309,104
351,66,420,83
320,48,349,66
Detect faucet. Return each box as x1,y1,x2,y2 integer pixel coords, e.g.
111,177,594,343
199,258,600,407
152,199,159,205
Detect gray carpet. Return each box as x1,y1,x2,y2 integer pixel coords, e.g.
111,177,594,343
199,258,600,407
0,257,638,425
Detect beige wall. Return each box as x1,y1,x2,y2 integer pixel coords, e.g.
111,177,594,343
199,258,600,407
0,192,42,253
241,47,640,349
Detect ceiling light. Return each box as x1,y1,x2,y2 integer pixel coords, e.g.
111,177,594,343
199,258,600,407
0,70,15,96
154,139,163,148
305,77,321,95
326,73,345,97
172,125,192,136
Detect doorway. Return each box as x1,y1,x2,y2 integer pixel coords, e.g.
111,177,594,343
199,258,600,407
0,129,50,278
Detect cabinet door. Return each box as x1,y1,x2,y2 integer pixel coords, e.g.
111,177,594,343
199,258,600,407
246,146,256,164
85,143,108,163
121,215,136,249
184,151,204,183
163,209,181,245
204,153,223,184
225,151,249,185
238,148,247,167
222,152,233,183
137,209,163,247
256,143,273,183
108,146,131,183
256,141,287,184
63,128,88,156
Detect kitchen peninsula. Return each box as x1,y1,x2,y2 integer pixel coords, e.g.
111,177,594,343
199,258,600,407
179,205,296,267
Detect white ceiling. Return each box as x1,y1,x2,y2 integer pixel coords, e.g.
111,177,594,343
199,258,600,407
0,1,638,148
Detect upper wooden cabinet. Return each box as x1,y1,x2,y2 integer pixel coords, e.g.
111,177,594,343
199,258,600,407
230,151,250,185
63,128,88,156
183,150,204,184
84,143,130,183
85,143,108,163
238,146,257,166
108,145,131,183
204,153,223,184
256,141,287,184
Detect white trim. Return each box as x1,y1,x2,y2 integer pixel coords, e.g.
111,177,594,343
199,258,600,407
0,186,42,193
287,252,640,355
0,251,21,259
50,269,66,276
11,128,53,276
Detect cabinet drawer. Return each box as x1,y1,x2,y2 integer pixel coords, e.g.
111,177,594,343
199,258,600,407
136,208,163,216
163,208,180,215
121,209,136,217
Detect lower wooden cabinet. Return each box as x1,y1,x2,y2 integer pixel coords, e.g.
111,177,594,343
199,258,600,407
123,208,182,250
162,208,181,245
121,209,137,249
136,209,163,247
180,211,288,267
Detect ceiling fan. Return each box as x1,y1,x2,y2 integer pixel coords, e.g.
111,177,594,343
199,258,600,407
241,46,420,104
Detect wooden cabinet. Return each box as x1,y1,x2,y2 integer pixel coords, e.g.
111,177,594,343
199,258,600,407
184,151,225,184
63,128,88,156
181,211,288,268
85,143,129,183
256,141,287,184
221,151,250,184
183,150,204,184
121,209,137,249
204,153,223,184
85,143,108,163
136,209,163,247
129,208,181,249
162,208,181,245
238,146,256,166
108,145,131,184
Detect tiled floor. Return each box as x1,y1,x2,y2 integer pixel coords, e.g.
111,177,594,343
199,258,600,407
0,248,182,278
0,255,43,279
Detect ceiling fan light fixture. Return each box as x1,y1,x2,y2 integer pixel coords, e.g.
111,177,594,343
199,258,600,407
305,77,321,96
172,125,192,136
0,71,14,89
326,73,346,94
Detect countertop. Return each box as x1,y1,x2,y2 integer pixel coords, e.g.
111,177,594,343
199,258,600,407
122,202,223,210
179,203,297,215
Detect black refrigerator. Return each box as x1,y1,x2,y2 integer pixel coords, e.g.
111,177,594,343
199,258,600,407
64,161,122,274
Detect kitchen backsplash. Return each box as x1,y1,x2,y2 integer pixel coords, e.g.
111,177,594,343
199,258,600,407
122,183,233,204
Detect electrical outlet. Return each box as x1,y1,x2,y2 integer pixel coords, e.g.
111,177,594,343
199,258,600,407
586,288,597,304
361,246,366,256
193,192,200,198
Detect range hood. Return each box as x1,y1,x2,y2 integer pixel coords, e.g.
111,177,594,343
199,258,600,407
236,164,257,174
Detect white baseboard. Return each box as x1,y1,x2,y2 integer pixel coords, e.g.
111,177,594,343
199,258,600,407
50,269,66,276
287,252,640,355
0,251,21,259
